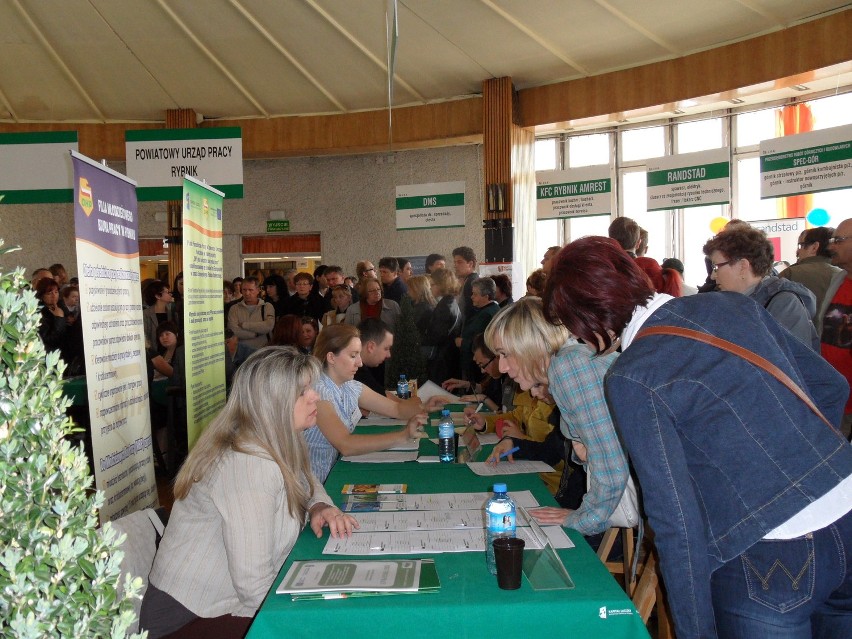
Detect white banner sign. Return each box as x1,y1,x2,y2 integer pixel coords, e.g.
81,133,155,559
536,165,611,219
396,181,465,230
760,124,852,199
125,127,243,200
0,131,78,203
647,148,730,211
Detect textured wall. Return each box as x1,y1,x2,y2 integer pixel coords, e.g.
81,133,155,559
0,145,486,280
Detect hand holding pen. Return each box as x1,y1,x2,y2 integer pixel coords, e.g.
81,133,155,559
486,438,519,465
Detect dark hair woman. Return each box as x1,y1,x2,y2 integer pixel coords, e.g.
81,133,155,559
35,277,66,353
544,235,852,639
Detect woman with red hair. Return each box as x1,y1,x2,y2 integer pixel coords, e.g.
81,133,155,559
634,256,682,297
543,236,852,639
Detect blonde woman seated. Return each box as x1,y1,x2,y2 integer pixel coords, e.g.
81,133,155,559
481,297,630,535
307,324,446,482
140,347,357,638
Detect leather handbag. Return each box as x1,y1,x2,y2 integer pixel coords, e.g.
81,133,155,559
635,325,840,436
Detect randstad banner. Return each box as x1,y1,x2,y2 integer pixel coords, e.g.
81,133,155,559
71,151,157,523
760,124,852,199
536,165,612,219
125,127,243,200
182,176,226,448
0,131,78,204
646,148,730,211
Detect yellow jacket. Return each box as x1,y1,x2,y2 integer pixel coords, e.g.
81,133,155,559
483,391,554,442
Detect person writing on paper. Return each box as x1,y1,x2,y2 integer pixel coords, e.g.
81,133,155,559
140,347,357,639
306,324,445,482
543,236,852,639
481,297,630,537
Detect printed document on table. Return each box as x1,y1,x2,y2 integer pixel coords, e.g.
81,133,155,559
358,415,405,426
340,451,419,463
416,380,456,403
466,461,555,476
322,525,573,555
351,507,537,531
340,490,540,512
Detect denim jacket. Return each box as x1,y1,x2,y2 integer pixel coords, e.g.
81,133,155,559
605,292,852,639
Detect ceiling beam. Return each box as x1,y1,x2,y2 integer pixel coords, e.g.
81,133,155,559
155,0,269,117
479,0,590,76
229,0,347,112
730,0,785,25
304,0,427,103
592,0,680,55
11,0,107,121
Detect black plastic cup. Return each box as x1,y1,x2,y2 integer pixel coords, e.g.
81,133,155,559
493,537,525,589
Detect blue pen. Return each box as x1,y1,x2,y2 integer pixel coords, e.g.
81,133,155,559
499,446,520,459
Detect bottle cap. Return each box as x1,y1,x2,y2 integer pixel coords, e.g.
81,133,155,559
400,374,406,380
493,483,507,493
441,409,450,417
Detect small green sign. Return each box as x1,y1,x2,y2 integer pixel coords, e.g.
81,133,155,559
267,219,290,232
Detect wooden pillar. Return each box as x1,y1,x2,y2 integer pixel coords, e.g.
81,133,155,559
481,78,535,268
164,108,197,285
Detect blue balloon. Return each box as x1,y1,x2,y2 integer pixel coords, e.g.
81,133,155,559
807,208,830,226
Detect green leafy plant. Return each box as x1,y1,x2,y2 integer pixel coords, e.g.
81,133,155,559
0,240,144,638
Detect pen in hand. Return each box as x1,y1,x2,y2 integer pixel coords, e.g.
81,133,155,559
499,446,520,460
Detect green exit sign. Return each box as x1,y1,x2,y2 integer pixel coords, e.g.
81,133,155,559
267,219,290,232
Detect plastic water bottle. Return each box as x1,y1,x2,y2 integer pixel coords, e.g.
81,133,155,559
485,483,516,575
438,409,455,463
397,374,410,399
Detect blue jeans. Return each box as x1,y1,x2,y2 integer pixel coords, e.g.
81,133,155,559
711,508,852,638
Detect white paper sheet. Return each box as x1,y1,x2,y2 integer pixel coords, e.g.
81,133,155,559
466,461,555,476
340,451,419,463
340,490,540,512
322,524,573,555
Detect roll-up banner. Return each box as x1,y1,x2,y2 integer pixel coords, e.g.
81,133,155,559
182,176,227,449
71,151,157,523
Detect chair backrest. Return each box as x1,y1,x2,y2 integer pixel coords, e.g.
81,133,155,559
110,508,167,632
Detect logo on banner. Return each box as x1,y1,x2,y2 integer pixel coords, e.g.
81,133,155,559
185,192,191,212
203,197,209,216
79,178,94,216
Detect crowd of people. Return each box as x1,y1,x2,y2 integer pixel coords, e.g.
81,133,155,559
29,219,852,638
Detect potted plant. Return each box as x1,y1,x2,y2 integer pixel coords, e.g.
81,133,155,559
0,238,144,638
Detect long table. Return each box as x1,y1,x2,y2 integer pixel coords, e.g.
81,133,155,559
247,423,650,639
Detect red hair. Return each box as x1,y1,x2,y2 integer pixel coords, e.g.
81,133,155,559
543,236,654,353
270,314,302,346
634,257,682,297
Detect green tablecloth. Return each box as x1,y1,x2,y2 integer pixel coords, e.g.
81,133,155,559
247,430,650,639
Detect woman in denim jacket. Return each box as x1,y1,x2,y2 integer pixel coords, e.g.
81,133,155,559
544,236,852,639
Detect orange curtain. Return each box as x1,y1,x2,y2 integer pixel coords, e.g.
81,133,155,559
775,104,814,219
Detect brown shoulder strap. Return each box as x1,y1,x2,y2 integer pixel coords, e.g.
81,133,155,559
635,325,838,434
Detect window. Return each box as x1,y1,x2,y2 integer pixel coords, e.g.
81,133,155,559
569,133,610,168
621,126,665,162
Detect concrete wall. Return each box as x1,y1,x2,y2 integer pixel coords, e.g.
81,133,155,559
0,144,486,281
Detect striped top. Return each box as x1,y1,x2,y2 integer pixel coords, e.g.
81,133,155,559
304,373,364,482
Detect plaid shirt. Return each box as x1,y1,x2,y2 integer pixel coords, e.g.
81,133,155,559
548,341,628,536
